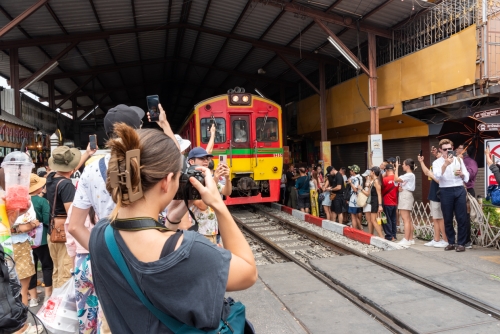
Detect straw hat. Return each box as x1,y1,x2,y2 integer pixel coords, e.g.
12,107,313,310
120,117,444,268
30,173,46,193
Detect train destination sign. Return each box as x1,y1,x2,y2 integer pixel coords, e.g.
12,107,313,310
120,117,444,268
473,109,500,119
477,123,500,131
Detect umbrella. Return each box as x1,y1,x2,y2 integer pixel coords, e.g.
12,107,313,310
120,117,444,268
437,116,500,168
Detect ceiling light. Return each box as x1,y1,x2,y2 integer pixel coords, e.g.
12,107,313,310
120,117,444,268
257,68,266,75
22,61,59,88
254,88,265,98
327,36,360,71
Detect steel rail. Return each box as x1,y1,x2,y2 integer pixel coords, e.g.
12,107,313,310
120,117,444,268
231,212,412,334
250,205,500,321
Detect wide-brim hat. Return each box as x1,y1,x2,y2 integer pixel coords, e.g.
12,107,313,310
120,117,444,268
49,146,81,172
30,173,46,193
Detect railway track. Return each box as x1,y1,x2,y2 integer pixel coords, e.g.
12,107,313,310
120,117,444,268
231,205,500,334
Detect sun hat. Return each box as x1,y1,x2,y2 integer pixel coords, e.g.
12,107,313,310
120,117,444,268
49,146,81,172
104,104,144,136
361,169,371,177
187,147,213,160
175,134,191,152
30,173,46,193
348,165,360,173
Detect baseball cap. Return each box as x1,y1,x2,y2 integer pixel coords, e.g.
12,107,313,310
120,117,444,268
348,165,360,173
385,164,394,170
104,104,144,136
361,169,371,177
187,147,213,160
326,166,333,174
175,134,191,152
36,167,46,174
387,157,396,164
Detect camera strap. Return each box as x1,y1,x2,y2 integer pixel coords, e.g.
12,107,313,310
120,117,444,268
183,186,200,232
112,218,172,232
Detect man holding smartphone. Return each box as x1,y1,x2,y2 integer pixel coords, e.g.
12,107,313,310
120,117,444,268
432,139,470,252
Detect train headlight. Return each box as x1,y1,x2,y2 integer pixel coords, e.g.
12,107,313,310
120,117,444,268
273,166,278,172
232,95,239,103
242,95,249,103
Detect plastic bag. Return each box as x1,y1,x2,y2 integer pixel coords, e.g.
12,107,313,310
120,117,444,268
36,277,78,334
29,223,43,248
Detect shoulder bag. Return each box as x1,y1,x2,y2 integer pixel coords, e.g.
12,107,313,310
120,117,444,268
104,224,252,333
49,179,67,243
357,181,373,208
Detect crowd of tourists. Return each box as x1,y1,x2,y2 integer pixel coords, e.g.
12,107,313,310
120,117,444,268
280,139,499,251
5,103,256,334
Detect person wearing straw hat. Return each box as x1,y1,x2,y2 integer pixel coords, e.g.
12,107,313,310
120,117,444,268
27,173,53,307
45,146,81,288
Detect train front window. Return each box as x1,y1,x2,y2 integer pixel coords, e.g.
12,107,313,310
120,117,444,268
201,118,226,143
232,120,248,143
256,117,278,142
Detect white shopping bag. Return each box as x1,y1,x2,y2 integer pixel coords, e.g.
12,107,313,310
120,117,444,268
36,277,78,334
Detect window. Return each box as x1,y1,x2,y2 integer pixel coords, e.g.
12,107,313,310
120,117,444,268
201,118,226,143
256,117,278,142
232,119,248,143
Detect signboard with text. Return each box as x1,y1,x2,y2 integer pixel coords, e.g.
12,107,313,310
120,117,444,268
369,134,384,168
478,123,500,131
474,108,500,119
485,139,500,196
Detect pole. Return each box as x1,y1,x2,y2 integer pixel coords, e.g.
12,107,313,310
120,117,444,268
319,61,331,168
368,33,378,134
9,48,21,118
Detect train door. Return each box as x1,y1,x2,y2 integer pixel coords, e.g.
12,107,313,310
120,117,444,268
230,115,252,171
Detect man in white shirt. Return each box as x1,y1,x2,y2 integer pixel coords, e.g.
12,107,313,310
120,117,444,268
432,139,470,252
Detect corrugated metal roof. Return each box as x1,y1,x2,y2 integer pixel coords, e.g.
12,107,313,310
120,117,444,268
0,0,454,129
0,108,36,129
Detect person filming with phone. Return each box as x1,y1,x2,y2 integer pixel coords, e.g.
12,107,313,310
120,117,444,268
432,139,470,252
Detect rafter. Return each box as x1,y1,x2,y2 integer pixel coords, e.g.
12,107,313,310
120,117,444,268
56,76,95,109
0,0,48,38
278,53,319,94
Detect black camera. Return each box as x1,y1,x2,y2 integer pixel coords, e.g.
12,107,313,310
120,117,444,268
174,165,205,200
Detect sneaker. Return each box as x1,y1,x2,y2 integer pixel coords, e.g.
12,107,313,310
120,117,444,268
465,242,472,249
424,240,437,247
28,298,39,308
410,239,415,245
397,238,412,246
433,240,449,248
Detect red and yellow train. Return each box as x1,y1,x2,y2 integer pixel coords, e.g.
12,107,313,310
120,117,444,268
179,88,283,205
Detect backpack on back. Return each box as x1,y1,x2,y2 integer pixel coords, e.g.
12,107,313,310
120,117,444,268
0,245,28,334
487,185,500,206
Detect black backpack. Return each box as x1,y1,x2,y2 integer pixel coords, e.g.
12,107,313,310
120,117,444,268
0,245,28,334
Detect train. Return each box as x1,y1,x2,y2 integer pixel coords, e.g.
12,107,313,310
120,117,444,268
178,88,283,205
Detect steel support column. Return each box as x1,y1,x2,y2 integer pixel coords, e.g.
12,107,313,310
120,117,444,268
319,62,327,142
368,33,378,134
48,80,55,110
9,48,21,118
280,86,287,147
71,96,77,119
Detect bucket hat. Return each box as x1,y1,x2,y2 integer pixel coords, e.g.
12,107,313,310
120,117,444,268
49,146,81,172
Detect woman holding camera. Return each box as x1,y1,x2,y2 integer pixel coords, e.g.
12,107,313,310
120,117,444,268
88,124,257,333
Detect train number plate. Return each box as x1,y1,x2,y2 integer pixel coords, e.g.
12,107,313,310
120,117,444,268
273,154,283,157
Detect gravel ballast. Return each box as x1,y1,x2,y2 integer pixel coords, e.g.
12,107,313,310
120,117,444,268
252,205,383,254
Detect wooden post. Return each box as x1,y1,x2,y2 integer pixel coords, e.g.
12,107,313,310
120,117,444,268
9,48,21,118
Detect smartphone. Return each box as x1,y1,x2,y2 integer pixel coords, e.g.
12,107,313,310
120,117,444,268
89,134,97,150
396,156,400,164
219,155,227,165
449,149,456,157
146,95,160,122
419,150,422,157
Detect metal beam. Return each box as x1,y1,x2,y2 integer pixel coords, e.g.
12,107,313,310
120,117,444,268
0,0,48,38
260,1,392,39
319,62,327,142
368,33,378,134
56,76,95,109
27,57,295,86
278,53,319,95
314,18,369,75
0,23,336,64
77,92,110,119
20,41,78,89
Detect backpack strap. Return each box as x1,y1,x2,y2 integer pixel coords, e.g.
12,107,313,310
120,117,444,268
104,224,184,332
99,157,107,183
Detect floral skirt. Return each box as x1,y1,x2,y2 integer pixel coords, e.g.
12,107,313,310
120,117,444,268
74,253,99,334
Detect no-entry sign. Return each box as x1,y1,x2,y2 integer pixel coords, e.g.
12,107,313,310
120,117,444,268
474,108,500,119
478,123,500,131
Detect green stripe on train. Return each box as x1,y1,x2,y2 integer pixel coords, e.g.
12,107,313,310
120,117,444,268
211,148,284,155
